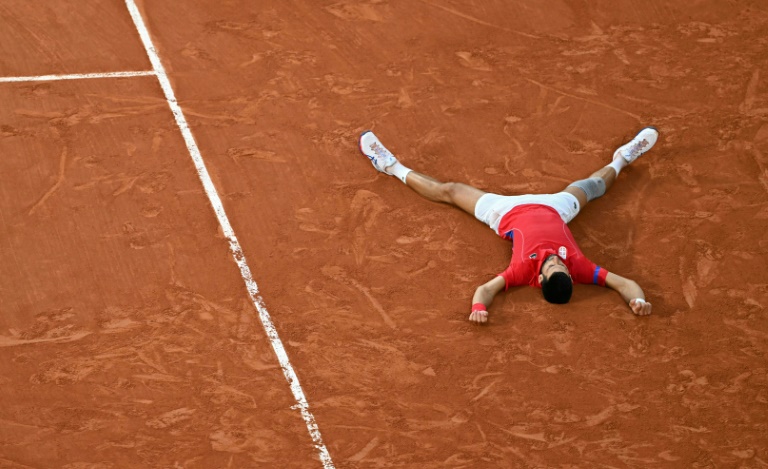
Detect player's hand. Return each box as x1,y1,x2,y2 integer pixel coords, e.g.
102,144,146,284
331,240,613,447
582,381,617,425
469,309,488,324
630,298,652,316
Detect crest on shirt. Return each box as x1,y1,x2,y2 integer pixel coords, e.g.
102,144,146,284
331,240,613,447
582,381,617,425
529,253,537,259
558,246,568,259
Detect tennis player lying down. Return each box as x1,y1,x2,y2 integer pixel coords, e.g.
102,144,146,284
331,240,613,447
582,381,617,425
359,127,658,324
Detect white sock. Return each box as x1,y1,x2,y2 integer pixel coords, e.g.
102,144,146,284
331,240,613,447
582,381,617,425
608,157,627,176
386,162,412,184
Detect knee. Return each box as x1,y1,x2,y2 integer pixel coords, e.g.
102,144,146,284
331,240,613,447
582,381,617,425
568,177,606,202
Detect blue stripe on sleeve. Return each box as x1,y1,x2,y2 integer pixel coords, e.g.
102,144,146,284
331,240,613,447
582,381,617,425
592,266,601,284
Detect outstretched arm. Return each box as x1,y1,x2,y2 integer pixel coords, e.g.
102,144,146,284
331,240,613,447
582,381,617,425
469,276,506,324
605,272,652,316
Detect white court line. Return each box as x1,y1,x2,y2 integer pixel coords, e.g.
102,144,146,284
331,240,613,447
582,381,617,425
0,71,155,83
123,1,336,467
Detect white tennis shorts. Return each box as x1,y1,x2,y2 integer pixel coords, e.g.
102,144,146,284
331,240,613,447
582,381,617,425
474,192,581,235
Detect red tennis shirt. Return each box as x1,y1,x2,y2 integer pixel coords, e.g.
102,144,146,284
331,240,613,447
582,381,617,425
497,204,609,289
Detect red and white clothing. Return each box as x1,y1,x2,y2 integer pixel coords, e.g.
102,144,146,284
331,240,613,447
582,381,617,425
474,192,609,290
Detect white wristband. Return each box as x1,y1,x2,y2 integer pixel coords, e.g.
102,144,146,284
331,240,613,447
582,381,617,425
634,298,646,304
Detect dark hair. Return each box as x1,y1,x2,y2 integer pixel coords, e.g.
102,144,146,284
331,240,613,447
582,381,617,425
541,271,573,304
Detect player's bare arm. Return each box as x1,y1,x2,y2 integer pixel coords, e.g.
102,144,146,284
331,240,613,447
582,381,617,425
605,272,652,316
468,275,506,324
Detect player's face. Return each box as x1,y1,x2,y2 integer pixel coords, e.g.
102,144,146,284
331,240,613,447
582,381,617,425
540,255,571,281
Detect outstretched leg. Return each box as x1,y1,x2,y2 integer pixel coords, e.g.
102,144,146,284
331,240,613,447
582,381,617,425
360,131,486,216
564,127,658,211
402,171,486,216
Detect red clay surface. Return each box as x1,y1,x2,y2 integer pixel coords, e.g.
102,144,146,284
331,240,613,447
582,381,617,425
2,0,768,467
0,79,317,467
0,1,148,76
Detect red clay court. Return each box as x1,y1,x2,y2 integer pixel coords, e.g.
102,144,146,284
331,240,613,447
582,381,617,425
1,1,767,467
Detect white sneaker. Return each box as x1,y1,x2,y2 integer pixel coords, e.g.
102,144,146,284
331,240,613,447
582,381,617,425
613,127,659,164
359,131,397,173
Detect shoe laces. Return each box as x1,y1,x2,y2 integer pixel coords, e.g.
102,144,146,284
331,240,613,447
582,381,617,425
369,141,393,159
625,138,649,158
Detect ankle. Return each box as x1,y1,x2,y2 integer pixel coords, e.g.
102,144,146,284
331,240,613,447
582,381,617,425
608,158,626,176
387,162,412,184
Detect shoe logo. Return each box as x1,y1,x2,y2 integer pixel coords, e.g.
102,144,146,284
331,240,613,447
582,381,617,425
365,143,379,163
